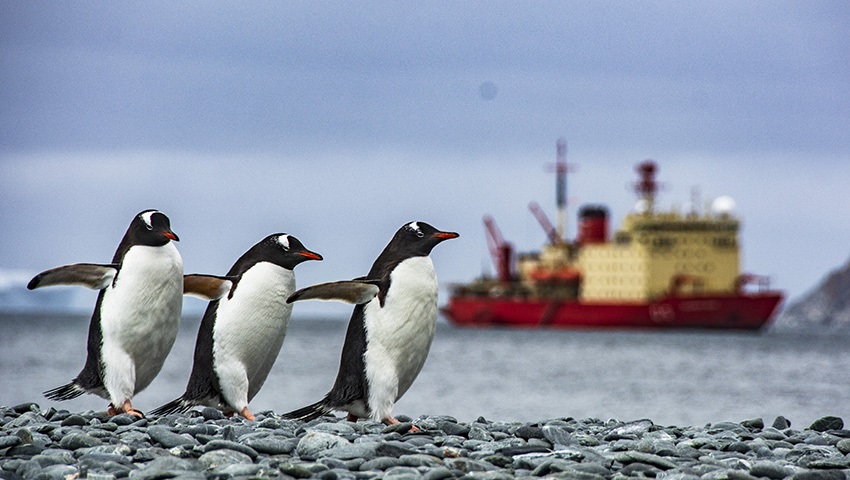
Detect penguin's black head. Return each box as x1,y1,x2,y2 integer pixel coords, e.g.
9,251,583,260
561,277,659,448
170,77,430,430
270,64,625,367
257,233,323,270
131,210,179,246
392,221,460,257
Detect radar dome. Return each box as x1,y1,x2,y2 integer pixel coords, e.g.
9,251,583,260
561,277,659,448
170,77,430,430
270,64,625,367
635,199,651,214
711,195,736,217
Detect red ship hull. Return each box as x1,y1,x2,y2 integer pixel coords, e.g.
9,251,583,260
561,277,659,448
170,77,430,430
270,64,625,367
443,292,783,330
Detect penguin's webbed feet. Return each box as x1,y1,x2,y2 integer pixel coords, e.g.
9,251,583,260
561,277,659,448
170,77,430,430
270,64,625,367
223,407,256,421
107,401,144,418
382,416,421,433
240,407,255,421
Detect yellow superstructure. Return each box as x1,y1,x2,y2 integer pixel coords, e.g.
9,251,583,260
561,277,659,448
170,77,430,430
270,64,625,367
577,211,740,301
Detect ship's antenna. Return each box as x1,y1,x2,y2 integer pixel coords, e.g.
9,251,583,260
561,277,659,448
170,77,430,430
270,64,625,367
634,160,658,213
545,138,571,241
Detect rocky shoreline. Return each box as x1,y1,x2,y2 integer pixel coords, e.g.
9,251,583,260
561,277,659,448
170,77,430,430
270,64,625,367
1,404,849,480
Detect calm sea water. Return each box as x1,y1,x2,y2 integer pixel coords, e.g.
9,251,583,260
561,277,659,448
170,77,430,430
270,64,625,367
1,313,848,428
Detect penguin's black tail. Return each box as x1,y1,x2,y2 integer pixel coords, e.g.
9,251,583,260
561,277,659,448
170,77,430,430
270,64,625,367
44,382,86,401
280,400,332,422
149,397,196,417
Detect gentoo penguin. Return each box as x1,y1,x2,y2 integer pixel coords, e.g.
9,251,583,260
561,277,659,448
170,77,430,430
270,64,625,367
281,221,458,428
150,234,322,421
28,210,227,417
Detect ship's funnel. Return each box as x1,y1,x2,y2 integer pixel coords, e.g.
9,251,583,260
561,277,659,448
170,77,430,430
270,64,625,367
577,205,609,244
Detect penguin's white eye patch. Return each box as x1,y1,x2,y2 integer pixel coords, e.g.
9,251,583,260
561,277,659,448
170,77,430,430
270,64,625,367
277,234,291,250
140,211,156,230
407,222,424,237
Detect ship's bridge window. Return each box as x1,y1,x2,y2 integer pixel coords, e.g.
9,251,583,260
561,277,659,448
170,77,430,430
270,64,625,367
713,237,737,248
652,237,675,248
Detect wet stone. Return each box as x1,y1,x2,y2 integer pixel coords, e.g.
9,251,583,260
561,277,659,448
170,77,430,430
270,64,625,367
320,442,380,461
0,435,22,449
60,415,88,427
202,440,259,460
438,420,470,437
420,466,454,480
384,422,417,434
514,425,545,440
375,442,418,458
146,426,197,448
242,436,298,455
773,416,792,430
790,471,848,480
109,414,138,426
197,449,254,470
542,425,573,446
615,451,678,470
296,431,350,460
809,417,844,433
58,432,102,450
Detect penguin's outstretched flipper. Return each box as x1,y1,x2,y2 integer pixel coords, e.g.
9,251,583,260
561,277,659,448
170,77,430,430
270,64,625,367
183,274,234,300
287,280,380,305
28,263,118,290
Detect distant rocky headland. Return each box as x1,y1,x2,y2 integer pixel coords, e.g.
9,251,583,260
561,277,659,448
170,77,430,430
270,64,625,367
773,256,850,331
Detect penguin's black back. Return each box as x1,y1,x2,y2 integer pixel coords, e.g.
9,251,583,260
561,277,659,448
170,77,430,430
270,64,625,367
322,303,370,408
179,299,225,404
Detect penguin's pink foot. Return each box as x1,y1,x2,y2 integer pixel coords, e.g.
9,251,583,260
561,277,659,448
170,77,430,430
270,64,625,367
383,416,420,432
108,401,143,418
240,407,255,421
346,413,359,422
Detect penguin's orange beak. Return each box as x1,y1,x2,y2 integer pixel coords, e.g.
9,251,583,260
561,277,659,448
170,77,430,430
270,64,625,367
299,250,323,261
433,231,459,240
164,231,179,241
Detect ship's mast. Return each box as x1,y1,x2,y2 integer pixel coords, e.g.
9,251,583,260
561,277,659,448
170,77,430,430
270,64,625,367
554,138,568,240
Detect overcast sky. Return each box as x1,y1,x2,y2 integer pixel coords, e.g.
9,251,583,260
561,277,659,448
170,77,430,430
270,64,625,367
1,2,849,312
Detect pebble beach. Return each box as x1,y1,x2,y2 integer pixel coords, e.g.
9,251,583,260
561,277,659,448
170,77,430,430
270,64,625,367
2,404,849,480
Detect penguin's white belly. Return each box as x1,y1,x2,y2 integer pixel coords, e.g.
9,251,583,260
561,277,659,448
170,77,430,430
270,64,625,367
99,243,183,400
364,256,438,421
213,262,294,409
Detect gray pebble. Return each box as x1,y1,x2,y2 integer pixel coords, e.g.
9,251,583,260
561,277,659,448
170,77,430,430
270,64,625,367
242,436,298,455
614,451,678,470
108,414,138,426
197,449,254,470
773,416,792,430
420,466,454,480
320,442,380,460
199,407,225,421
749,461,793,479
542,425,573,446
296,431,350,460
790,471,848,480
311,422,357,436
146,426,197,448
202,439,259,460
0,435,22,449
809,416,844,433
276,461,315,478
58,432,102,450
438,421,470,437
